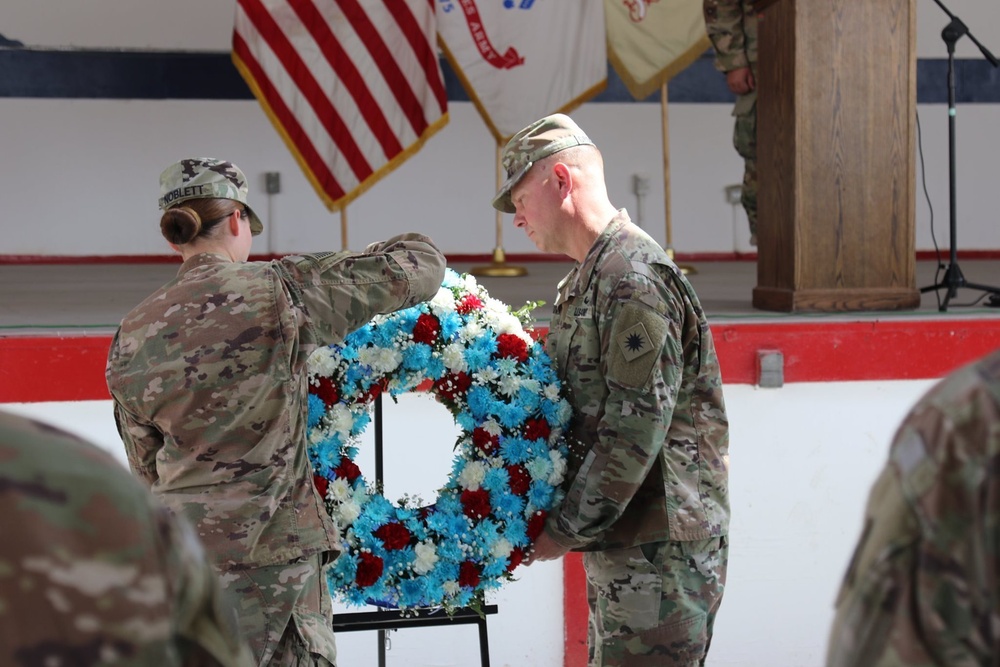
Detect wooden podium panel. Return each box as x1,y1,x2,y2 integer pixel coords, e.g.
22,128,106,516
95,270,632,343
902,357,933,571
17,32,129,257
753,0,920,312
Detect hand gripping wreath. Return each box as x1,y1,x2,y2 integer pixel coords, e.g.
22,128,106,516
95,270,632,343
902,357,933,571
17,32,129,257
306,269,571,611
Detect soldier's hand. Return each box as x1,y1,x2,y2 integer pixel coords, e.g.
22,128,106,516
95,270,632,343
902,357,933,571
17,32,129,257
726,67,755,96
525,530,569,564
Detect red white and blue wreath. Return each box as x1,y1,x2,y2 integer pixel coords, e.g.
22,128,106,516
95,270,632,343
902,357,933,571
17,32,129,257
306,269,571,611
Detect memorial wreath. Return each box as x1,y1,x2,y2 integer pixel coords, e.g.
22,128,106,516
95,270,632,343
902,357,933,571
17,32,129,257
306,269,571,612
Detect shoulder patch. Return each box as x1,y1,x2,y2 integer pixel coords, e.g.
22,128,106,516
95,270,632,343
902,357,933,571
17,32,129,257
608,303,668,389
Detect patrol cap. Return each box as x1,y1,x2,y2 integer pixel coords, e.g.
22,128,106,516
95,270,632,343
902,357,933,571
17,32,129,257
158,158,263,236
491,113,594,214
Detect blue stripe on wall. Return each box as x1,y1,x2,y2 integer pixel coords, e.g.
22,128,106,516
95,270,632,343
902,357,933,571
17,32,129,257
0,48,997,103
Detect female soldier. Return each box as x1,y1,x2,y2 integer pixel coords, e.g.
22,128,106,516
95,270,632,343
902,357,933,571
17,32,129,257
107,157,446,666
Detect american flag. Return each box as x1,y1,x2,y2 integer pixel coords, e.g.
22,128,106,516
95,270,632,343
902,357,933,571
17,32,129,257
233,0,448,211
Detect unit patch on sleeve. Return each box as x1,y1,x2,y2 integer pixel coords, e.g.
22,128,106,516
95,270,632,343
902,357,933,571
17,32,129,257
608,303,668,389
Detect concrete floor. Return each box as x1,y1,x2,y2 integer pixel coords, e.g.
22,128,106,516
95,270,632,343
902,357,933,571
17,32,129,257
4,257,1000,336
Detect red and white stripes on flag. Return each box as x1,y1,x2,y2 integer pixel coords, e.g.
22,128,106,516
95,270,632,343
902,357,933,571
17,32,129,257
233,0,448,211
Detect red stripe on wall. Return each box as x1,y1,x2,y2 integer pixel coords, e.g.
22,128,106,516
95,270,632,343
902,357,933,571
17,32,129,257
4,319,1000,403
564,553,588,667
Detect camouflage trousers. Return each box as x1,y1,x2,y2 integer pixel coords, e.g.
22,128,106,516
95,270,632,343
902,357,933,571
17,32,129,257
733,90,757,236
217,553,338,666
584,537,728,667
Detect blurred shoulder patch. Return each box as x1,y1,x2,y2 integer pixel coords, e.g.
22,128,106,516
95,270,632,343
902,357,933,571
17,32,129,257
608,303,668,388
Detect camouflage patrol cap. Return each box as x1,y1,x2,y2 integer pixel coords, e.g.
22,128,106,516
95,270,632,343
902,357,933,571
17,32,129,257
158,158,263,236
492,113,595,214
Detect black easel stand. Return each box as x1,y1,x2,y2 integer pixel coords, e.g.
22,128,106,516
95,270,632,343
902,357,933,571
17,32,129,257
329,395,497,667
919,0,1000,311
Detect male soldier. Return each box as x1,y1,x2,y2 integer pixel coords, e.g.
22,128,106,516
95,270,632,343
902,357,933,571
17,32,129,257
827,348,1000,666
106,157,446,665
704,0,758,245
0,409,250,666
496,114,730,666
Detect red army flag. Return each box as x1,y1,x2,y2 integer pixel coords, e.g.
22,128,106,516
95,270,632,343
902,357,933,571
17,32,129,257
233,0,448,211
437,0,606,142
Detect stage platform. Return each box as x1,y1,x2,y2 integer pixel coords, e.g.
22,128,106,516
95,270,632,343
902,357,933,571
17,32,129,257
3,257,1000,401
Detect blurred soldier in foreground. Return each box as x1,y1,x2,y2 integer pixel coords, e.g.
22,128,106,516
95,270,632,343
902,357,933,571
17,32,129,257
0,409,250,666
495,114,730,666
828,348,1000,666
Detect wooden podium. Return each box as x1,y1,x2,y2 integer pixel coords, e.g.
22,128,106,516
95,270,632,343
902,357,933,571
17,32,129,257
752,0,921,312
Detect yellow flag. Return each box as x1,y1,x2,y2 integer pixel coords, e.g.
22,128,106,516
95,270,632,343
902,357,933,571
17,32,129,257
604,0,710,100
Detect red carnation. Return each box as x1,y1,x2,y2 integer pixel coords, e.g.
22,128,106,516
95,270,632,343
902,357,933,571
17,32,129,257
456,293,484,314
461,488,492,522
313,474,329,498
506,464,531,496
335,458,362,484
434,371,472,402
472,427,500,456
374,522,413,550
496,333,529,363
507,546,525,573
527,510,548,541
412,313,441,345
362,379,387,403
523,417,551,442
313,376,340,405
459,561,481,588
356,552,384,587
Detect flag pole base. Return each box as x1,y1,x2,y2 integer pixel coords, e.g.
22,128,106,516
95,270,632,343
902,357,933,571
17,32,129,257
469,247,528,278
667,247,697,275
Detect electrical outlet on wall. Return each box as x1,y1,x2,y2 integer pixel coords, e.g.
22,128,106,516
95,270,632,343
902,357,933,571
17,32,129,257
724,184,742,205
264,172,281,194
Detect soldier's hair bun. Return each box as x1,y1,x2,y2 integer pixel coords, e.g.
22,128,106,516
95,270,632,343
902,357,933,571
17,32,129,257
160,207,202,245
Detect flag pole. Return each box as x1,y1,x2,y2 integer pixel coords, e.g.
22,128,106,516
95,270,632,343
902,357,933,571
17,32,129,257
661,82,695,275
340,208,348,250
471,142,527,278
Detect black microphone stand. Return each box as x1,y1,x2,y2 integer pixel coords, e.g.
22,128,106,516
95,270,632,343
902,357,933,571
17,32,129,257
919,0,1000,311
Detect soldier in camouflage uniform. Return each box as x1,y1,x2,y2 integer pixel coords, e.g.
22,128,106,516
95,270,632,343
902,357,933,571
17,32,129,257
827,348,1000,666
704,0,758,244
493,115,730,666
106,158,446,666
0,409,251,666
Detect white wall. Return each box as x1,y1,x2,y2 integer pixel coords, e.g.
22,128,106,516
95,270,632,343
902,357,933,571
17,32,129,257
1,0,998,258
2,378,937,666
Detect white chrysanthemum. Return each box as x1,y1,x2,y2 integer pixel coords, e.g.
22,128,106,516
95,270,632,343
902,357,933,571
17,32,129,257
548,450,567,485
458,460,487,490
498,374,521,397
430,287,456,312
328,477,352,502
476,367,499,384
459,320,483,342
413,541,439,575
338,500,362,524
544,384,562,401
483,419,502,437
490,537,513,559
442,580,460,597
526,456,552,481
519,378,542,395
328,403,355,439
358,346,402,374
307,348,340,377
462,274,480,294
441,343,469,373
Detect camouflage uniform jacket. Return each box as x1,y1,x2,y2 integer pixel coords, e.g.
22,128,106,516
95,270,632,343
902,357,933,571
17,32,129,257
544,211,730,552
827,349,1000,666
703,0,758,72
106,234,445,571
0,410,250,666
